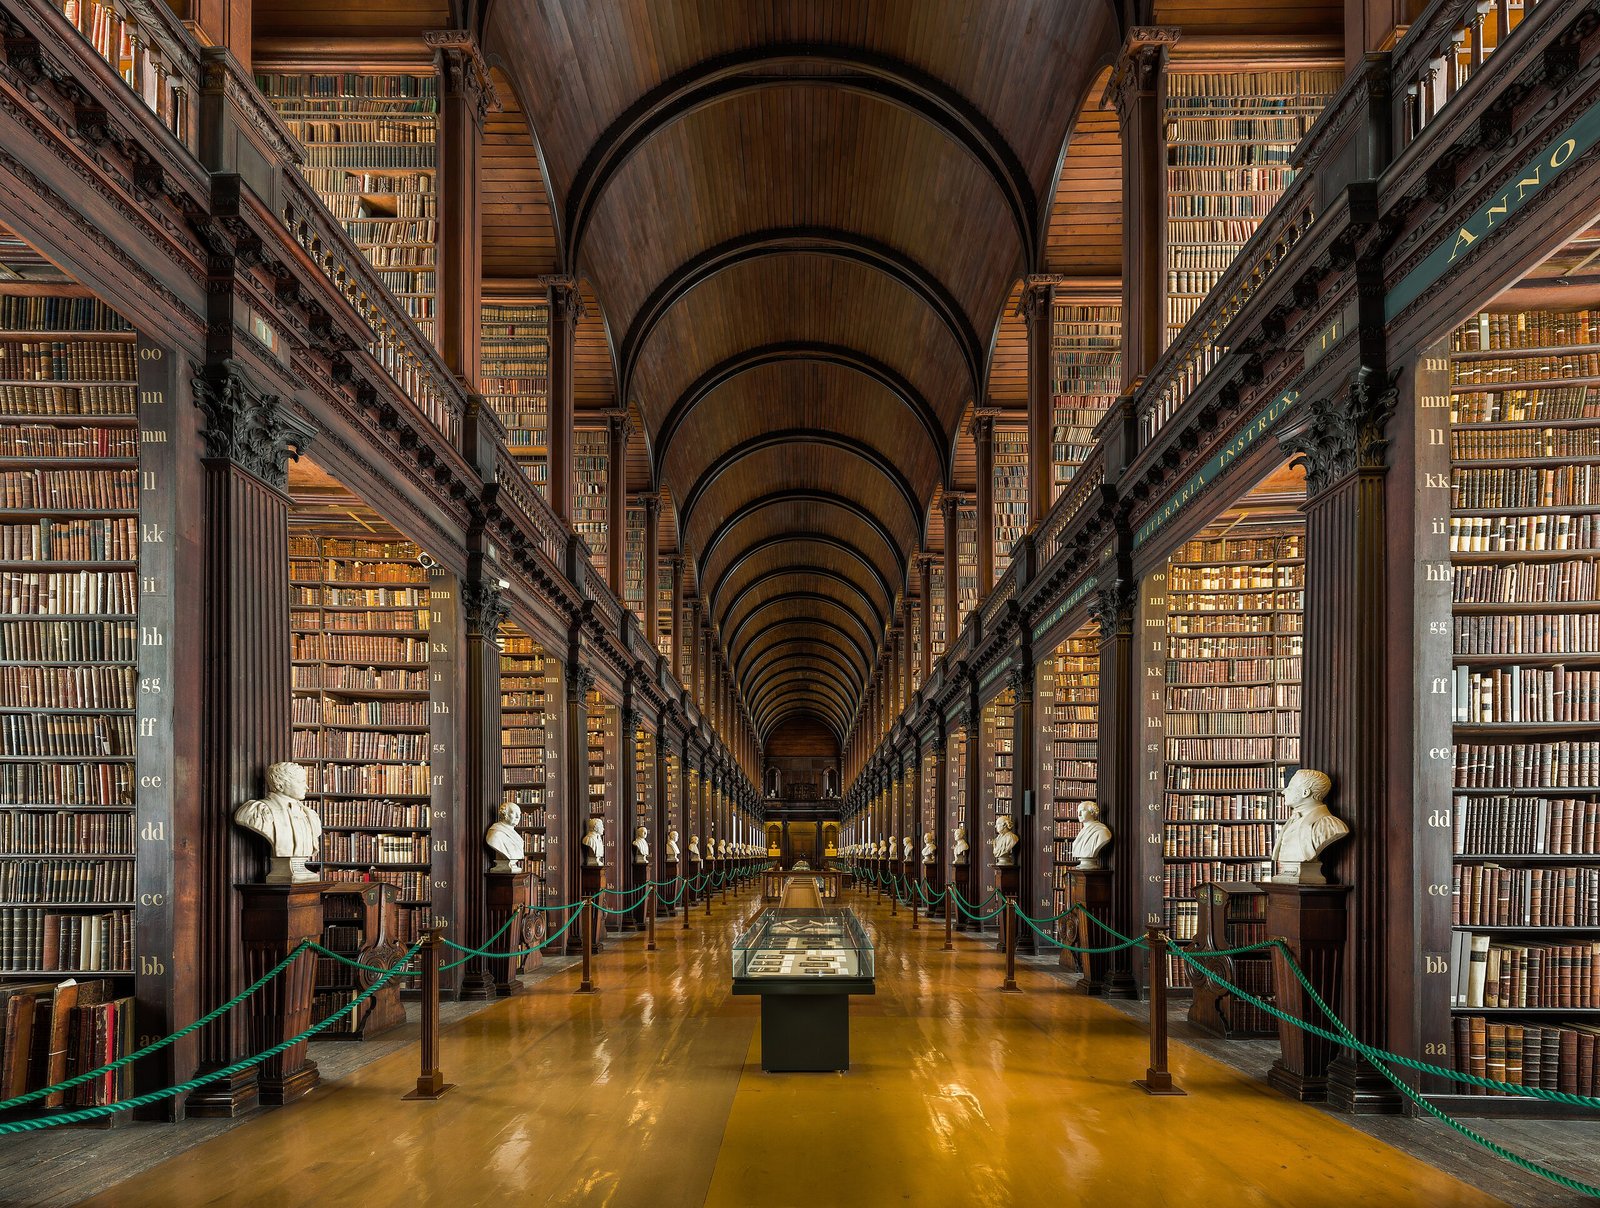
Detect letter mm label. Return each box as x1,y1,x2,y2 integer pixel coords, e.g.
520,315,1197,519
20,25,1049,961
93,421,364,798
1385,96,1600,322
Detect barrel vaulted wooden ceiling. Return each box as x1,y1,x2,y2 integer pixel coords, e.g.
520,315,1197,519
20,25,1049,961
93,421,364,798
260,0,1137,747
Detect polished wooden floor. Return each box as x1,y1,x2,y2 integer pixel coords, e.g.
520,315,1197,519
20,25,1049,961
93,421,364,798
86,886,1507,1208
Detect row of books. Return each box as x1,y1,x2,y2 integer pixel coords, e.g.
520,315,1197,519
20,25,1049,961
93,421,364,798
291,666,426,693
1453,864,1600,927
1166,194,1286,220
0,907,131,972
290,608,427,633
1163,822,1278,858
0,809,132,853
0,341,137,383
1452,562,1595,604
1451,465,1599,509
296,145,435,171
254,73,438,103
1166,765,1282,791
1165,589,1303,612
294,586,427,608
0,858,133,902
1449,514,1596,553
1452,1017,1600,1096
321,192,435,220
1453,932,1600,1008
0,425,136,459
311,731,430,761
288,120,436,147
1166,736,1298,763
1454,613,1600,656
0,469,137,510
0,570,137,615
0,384,133,416
1452,665,1600,724
317,833,429,864
1166,657,1300,684
1166,683,1300,711
1168,565,1302,590
1454,742,1600,788
0,517,137,562
1453,354,1600,385
291,634,429,663
322,868,428,901
1169,611,1302,635
311,799,430,829
1166,710,1299,737
315,763,429,796
1453,797,1600,855
0,297,128,332
289,559,426,584
1165,862,1274,899
1167,634,1299,660
1454,311,1600,352
0,664,133,709
0,978,134,1108
0,712,133,757
1166,70,1343,99
1452,427,1600,459
1451,386,1600,423
1166,794,1288,821
1166,167,1296,192
297,698,430,727
0,762,130,807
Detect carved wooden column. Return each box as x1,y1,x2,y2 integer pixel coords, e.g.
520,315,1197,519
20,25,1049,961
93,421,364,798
1108,27,1179,386
458,580,508,999
543,277,581,523
1091,581,1141,997
688,599,702,709
902,596,915,704
670,555,686,679
1010,655,1039,954
941,495,961,646
619,689,639,930
1279,368,1403,1113
564,651,594,952
189,362,314,1117
1023,278,1055,525
607,412,629,595
974,414,995,592
643,498,661,649
929,726,948,893
430,31,492,387
918,555,934,683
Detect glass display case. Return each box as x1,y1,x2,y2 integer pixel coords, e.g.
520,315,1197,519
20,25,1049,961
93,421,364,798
732,908,874,981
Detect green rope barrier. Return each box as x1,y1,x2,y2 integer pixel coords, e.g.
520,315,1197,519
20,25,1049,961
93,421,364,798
1014,909,1149,954
949,887,1006,921
0,939,318,1113
1163,940,1600,1199
456,901,588,963
657,879,688,905
0,937,423,1134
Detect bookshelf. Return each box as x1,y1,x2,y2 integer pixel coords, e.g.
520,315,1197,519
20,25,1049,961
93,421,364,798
0,290,149,1119
573,428,608,577
623,505,646,624
1438,306,1600,1102
657,559,674,660
480,300,550,498
288,526,441,964
1163,66,1341,347
920,742,937,861
258,72,440,347
1051,299,1121,502
663,748,681,844
929,563,947,658
993,430,1028,580
634,726,656,851
956,504,978,629
499,623,550,903
980,689,1016,911
947,725,968,877
586,690,619,888
1048,629,1100,934
1145,508,1305,988
910,601,922,693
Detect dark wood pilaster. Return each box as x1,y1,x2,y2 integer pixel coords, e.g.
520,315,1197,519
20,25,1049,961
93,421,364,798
188,360,313,1116
670,555,686,680
930,727,948,892
431,31,490,391
1109,27,1178,386
918,555,934,684
457,580,508,1000
564,647,594,948
607,413,628,595
544,278,580,525
1011,658,1039,954
974,414,995,592
1091,581,1141,998
941,495,961,648
619,691,639,929
1023,279,1054,526
644,498,661,649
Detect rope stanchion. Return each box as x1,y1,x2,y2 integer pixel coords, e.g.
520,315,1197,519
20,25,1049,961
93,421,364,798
646,884,658,953
1133,927,1185,1096
578,896,597,994
911,879,920,930
402,928,452,1101
1000,897,1020,993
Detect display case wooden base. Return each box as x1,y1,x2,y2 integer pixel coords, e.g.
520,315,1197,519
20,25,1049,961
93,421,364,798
239,882,327,1107
1262,881,1350,1103
1060,868,1114,994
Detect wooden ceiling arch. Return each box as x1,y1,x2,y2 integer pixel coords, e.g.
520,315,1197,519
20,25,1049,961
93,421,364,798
727,592,876,673
696,491,906,593
758,690,849,742
746,647,865,702
739,619,872,691
750,667,855,719
716,567,886,644
711,533,896,625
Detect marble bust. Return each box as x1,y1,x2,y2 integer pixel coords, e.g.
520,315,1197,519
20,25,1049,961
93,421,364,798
991,815,1019,866
718,838,729,858
1071,801,1112,870
235,762,323,884
632,824,650,863
583,817,605,867
485,801,524,873
665,829,681,861
1270,769,1349,884
689,834,702,863
952,823,969,865
902,836,913,862
921,830,936,864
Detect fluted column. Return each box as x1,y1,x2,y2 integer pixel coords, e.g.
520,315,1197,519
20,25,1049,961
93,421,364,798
543,277,582,522
974,415,995,592
941,494,961,647
1022,277,1055,522
918,554,934,684
606,413,629,595
643,498,661,648
431,31,491,386
458,581,509,999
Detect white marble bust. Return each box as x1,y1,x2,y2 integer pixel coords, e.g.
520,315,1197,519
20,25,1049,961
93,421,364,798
486,801,524,873
665,829,681,861
235,762,323,884
689,834,702,863
1071,801,1112,870
902,836,913,862
1271,769,1349,884
633,824,650,863
991,815,1019,866
583,817,606,867
718,838,729,858
921,830,936,864
952,823,969,865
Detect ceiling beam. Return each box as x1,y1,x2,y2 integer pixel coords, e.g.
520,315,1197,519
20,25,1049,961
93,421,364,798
711,531,896,622
718,567,885,644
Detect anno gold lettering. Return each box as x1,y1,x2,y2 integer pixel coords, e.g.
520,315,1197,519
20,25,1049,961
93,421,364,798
1447,226,1477,263
1551,138,1577,168
1485,193,1510,228
1514,167,1541,202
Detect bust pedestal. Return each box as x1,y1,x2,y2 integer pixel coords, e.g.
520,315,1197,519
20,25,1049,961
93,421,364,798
1261,881,1351,1102
629,859,651,930
658,859,678,917
1060,867,1114,993
239,881,327,1106
486,870,540,995
579,864,607,954
992,864,1019,952
951,862,973,931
